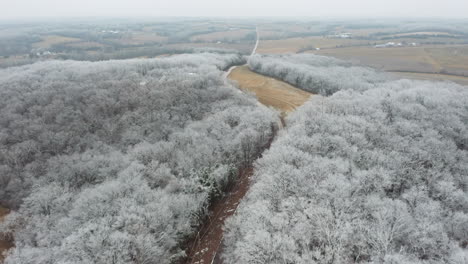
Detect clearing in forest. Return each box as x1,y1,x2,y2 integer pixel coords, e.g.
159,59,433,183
185,66,312,264
228,65,312,114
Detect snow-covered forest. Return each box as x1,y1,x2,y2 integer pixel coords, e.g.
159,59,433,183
248,54,389,95
0,54,278,263
0,50,467,264
223,55,468,263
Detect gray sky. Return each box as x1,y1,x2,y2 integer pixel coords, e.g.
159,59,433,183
3,0,468,19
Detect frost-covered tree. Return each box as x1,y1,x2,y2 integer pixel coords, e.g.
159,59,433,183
223,55,468,264
0,53,277,263
248,54,388,95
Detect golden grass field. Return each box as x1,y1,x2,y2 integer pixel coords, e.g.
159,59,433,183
33,35,81,49
228,66,312,114
190,29,254,42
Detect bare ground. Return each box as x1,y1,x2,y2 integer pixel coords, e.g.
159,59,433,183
0,207,13,263
184,166,255,264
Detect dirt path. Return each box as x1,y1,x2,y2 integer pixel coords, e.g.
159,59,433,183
185,29,311,263
184,166,256,264
184,68,310,263
0,207,13,263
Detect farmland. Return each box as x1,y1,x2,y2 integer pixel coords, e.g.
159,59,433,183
2,18,468,86
32,35,81,49
1,17,468,264
190,29,255,42
0,19,258,68
310,45,468,77
252,20,468,85
256,36,371,53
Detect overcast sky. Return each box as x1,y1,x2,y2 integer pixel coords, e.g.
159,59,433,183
3,0,468,20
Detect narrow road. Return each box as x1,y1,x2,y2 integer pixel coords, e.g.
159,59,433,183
251,26,260,56
185,26,312,264
223,26,259,79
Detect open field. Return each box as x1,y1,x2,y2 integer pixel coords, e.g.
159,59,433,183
257,36,371,53
119,32,168,45
335,27,400,37
0,207,12,263
32,35,81,49
257,34,468,54
308,45,468,77
166,42,254,54
228,66,312,113
190,29,254,42
311,46,443,72
65,41,107,48
389,31,462,37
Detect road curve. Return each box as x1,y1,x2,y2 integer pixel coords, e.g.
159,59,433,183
223,26,259,80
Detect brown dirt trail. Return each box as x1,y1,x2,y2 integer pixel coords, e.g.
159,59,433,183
0,207,13,263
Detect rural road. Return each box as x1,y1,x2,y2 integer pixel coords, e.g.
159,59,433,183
251,26,260,56
223,26,259,79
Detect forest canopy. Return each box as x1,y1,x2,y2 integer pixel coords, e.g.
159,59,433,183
248,54,389,95
223,54,468,263
0,49,467,264
0,53,278,263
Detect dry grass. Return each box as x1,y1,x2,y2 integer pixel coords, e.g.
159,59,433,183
33,35,81,49
424,46,468,75
190,29,253,42
228,66,312,114
0,207,13,263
